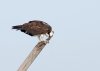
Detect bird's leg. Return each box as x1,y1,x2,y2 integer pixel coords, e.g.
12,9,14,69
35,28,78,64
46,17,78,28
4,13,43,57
45,33,49,38
38,35,42,42
38,35,44,42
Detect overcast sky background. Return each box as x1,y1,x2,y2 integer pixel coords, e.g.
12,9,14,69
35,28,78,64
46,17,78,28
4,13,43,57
0,0,100,71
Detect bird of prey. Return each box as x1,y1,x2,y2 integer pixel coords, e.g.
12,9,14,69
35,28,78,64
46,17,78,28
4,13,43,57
12,20,53,41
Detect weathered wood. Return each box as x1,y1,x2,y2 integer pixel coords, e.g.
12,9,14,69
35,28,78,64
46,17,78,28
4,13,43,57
17,35,53,71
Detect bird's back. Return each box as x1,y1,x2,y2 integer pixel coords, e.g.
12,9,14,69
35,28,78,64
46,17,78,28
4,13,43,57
12,20,52,36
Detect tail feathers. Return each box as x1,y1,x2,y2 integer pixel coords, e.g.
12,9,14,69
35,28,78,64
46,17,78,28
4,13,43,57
12,25,22,30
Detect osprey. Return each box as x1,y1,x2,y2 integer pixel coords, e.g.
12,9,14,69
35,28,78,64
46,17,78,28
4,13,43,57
12,20,53,41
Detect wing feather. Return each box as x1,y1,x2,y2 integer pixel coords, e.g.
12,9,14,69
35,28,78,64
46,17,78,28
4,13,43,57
12,20,52,36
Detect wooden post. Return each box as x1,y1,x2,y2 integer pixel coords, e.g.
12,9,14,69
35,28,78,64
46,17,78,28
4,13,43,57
17,35,53,71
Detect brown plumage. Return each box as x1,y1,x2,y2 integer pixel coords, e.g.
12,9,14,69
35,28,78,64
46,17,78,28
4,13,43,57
12,20,52,41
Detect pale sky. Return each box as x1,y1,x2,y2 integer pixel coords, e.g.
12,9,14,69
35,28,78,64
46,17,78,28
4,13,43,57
0,0,100,71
